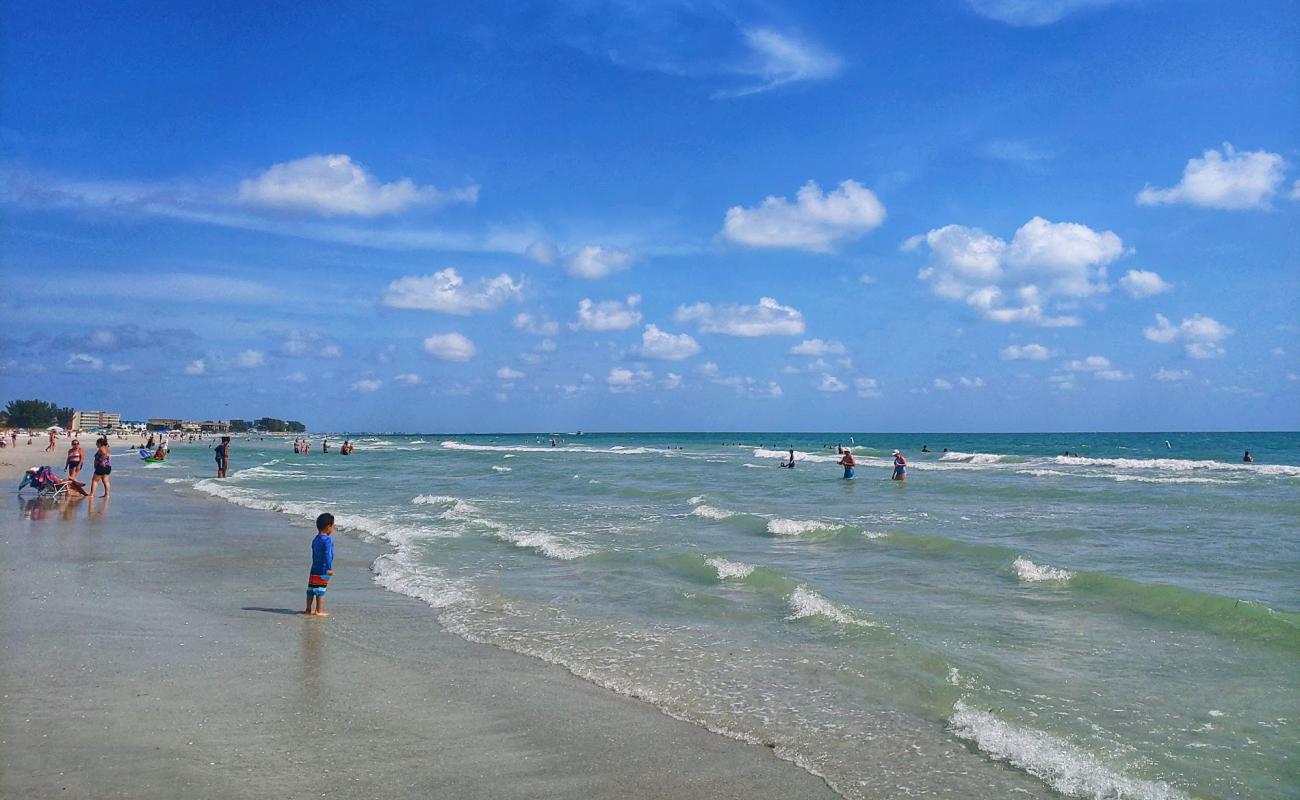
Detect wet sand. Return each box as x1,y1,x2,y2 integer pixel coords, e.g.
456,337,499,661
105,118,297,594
0,477,838,800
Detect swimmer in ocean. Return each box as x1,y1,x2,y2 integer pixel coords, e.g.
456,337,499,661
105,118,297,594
1243,450,1254,463
891,450,907,481
780,448,796,468
838,449,856,479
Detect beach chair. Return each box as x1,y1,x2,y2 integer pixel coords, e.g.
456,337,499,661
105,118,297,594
17,466,72,499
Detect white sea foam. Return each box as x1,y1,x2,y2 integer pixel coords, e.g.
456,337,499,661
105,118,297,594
948,701,1188,800
705,556,755,579
691,505,736,520
163,477,188,484
1013,557,1074,583
940,451,1017,465
1052,455,1300,477
372,552,468,608
767,518,842,536
412,494,460,505
742,463,766,469
492,465,513,473
1017,469,1071,478
688,495,706,505
753,447,841,464
785,586,877,627
861,530,888,540
492,528,594,560
1107,474,1230,485
441,441,668,456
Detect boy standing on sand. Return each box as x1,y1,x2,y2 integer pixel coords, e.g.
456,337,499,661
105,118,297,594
303,513,334,616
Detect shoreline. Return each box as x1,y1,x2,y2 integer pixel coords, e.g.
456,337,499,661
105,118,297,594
1,473,839,800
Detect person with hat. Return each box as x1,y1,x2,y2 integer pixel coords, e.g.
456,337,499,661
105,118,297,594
891,450,908,481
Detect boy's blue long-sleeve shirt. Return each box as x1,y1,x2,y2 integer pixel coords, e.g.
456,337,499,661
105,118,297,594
311,534,333,574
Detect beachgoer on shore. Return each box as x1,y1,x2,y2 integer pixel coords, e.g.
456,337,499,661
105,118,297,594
45,429,57,452
303,513,335,617
215,436,231,478
892,450,908,481
66,439,84,481
90,437,112,498
838,449,856,479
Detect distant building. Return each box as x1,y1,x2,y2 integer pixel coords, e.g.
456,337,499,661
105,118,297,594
71,410,122,430
147,417,183,430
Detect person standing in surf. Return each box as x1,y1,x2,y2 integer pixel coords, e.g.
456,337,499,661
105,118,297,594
838,449,856,479
66,439,84,482
891,450,908,481
90,437,112,498
214,436,230,478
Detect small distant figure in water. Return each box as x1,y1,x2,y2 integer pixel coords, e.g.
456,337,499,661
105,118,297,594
1164,440,1172,449
153,446,167,461
838,449,856,479
550,436,557,447
322,439,330,454
1243,450,1254,463
891,450,908,481
942,447,948,453
836,443,845,455
921,444,930,453
340,440,353,455
780,448,796,469
302,513,334,617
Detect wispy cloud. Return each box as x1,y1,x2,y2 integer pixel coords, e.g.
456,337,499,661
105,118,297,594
966,0,1130,27
721,28,843,98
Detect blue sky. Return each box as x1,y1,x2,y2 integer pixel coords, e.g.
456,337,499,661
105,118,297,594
2,0,1297,432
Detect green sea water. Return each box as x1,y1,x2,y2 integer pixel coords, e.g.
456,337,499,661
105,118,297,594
148,431,1297,799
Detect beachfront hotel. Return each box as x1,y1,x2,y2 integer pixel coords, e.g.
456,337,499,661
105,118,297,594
70,410,121,430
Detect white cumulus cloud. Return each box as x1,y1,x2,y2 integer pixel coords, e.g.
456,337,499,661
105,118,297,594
1066,355,1112,372
566,245,633,279
606,367,654,394
1143,313,1233,358
790,338,847,356
237,154,477,217
572,295,642,332
350,379,382,393
908,216,1124,326
1118,269,1172,299
394,373,421,386
933,378,953,390
816,373,847,392
1137,144,1287,210
423,332,477,362
722,179,885,252
675,296,805,337
513,311,559,336
383,268,523,315
496,366,525,381
1000,343,1052,360
234,349,266,369
184,359,206,375
65,353,103,371
855,377,882,398
640,325,701,361
1152,368,1191,382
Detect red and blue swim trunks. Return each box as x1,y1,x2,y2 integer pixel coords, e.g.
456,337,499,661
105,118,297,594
307,573,330,596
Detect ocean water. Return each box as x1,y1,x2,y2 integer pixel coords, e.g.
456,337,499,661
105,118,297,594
151,432,1297,799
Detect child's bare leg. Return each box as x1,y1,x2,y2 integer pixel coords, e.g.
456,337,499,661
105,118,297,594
302,593,315,615
314,597,327,616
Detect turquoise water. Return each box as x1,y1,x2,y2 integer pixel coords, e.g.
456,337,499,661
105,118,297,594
150,432,1297,799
